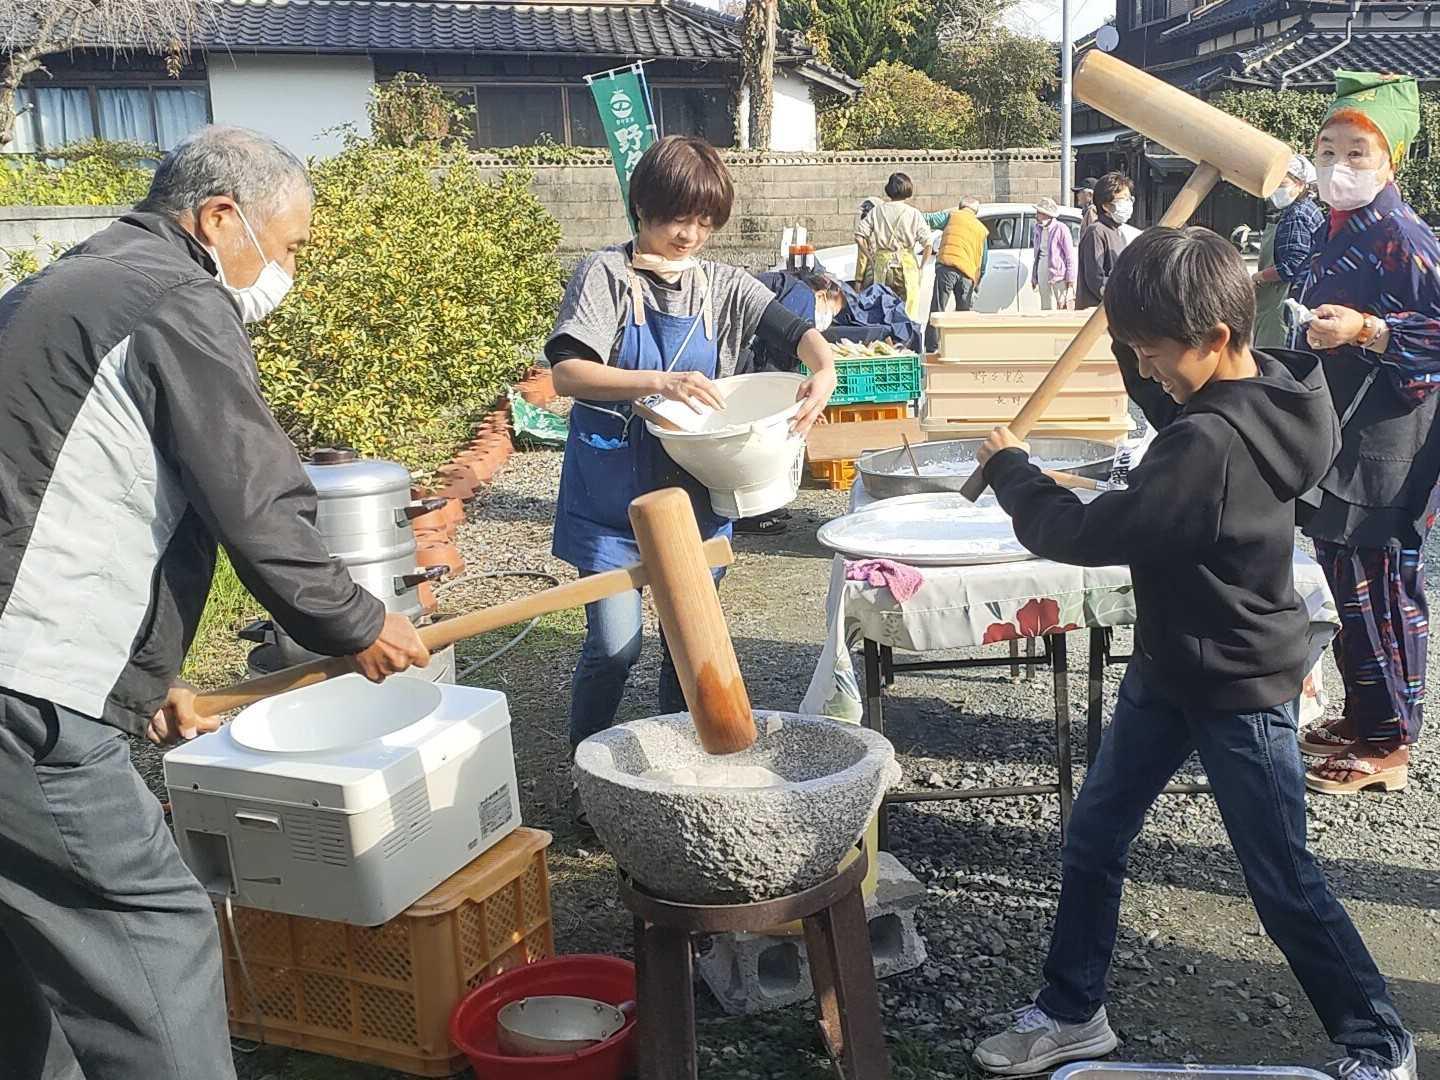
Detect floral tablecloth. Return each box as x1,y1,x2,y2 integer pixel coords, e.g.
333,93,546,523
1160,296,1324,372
798,480,1339,725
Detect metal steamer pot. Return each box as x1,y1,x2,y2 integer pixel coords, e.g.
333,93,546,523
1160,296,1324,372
240,448,451,675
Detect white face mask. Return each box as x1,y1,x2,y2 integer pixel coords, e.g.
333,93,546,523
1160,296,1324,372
1317,163,1385,211
814,302,834,333
1269,184,1299,209
208,207,294,324
1109,198,1134,225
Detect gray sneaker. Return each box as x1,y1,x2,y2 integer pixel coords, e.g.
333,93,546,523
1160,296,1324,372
1330,1044,1418,1080
974,1003,1118,1076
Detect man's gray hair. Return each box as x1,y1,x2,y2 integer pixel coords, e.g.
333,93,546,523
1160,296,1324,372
960,194,982,212
137,126,313,223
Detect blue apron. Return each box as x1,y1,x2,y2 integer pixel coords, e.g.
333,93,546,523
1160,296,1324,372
552,271,732,572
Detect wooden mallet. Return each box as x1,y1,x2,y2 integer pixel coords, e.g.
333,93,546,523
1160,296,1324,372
192,536,736,718
958,50,1293,502
629,487,758,755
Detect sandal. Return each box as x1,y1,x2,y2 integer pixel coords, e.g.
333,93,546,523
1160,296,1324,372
733,513,789,536
1297,719,1356,757
1305,747,1409,795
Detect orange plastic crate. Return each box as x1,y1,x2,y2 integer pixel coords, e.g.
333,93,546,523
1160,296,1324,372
218,827,554,1077
824,402,910,424
809,457,857,489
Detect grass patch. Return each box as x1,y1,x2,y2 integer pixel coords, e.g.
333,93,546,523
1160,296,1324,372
183,551,261,688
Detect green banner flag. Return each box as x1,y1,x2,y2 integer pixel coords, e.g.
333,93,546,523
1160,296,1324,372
587,63,658,231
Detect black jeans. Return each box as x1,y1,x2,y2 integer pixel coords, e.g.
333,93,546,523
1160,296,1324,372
1037,661,1411,1067
0,689,236,1079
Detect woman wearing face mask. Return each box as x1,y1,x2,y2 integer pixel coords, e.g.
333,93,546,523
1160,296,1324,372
1250,154,1323,349
1030,197,1076,310
1292,71,1440,796
546,136,837,817
1075,172,1134,310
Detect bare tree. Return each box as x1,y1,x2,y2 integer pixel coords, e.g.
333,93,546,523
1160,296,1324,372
739,0,777,150
0,0,204,148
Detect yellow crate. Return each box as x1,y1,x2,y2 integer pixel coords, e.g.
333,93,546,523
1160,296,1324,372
218,828,554,1077
824,401,911,424
809,457,857,490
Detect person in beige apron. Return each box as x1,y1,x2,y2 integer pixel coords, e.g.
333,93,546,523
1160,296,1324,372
1252,154,1322,348
855,172,932,320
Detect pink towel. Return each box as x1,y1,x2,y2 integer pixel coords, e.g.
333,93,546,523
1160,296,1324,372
845,559,924,602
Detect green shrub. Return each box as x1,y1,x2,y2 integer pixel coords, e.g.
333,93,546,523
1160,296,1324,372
370,73,476,148
251,140,564,474
821,61,975,150
1213,88,1440,222
0,139,153,206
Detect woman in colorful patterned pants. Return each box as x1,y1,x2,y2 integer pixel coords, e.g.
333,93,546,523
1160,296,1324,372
1298,70,1440,794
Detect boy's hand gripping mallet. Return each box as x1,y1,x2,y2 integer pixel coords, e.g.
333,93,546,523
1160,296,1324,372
958,51,1293,502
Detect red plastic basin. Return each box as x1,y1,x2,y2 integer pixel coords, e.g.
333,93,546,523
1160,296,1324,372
450,954,637,1079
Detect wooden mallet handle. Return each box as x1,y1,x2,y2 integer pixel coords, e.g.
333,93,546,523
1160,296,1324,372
629,488,757,754
192,536,736,719
958,162,1222,502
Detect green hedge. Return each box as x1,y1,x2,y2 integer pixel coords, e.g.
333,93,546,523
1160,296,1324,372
0,139,153,207
250,140,564,474
1213,88,1440,222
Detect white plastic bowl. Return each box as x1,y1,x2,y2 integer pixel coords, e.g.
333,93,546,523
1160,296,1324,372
645,372,808,519
229,674,443,754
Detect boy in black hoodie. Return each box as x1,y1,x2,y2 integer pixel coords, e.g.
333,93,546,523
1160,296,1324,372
972,228,1414,1078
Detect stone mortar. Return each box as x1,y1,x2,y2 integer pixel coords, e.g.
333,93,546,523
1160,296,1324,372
573,711,901,904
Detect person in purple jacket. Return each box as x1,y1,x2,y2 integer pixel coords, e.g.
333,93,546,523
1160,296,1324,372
1031,197,1076,310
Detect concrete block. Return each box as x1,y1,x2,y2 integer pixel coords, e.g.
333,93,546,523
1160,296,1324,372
696,851,928,1016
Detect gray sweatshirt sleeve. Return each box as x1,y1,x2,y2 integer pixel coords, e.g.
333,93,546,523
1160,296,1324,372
126,282,385,655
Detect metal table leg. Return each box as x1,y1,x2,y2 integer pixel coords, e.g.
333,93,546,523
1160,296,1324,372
862,639,889,850
1051,633,1073,838
1087,628,1105,766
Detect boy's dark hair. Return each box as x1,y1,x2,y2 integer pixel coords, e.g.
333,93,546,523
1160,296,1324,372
802,272,845,304
885,172,913,200
1104,226,1256,349
1093,171,1132,210
628,136,734,229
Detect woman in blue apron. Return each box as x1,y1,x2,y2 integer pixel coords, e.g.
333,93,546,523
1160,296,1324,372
546,137,838,792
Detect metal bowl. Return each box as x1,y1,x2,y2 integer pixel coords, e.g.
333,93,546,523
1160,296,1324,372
495,995,634,1057
857,437,1116,501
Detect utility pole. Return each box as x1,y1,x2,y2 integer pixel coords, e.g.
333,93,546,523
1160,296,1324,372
1060,0,1074,202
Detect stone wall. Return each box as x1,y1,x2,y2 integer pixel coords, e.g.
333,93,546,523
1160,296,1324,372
0,205,129,277
1,148,1061,282
483,148,1062,268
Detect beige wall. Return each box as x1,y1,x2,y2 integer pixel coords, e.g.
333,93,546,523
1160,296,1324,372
480,148,1063,268
1,148,1061,284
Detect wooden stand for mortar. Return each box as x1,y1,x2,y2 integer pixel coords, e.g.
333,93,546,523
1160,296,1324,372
958,49,1292,503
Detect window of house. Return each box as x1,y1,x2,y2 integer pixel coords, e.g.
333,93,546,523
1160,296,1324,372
655,85,732,146
473,85,566,148
7,84,209,154
437,80,732,148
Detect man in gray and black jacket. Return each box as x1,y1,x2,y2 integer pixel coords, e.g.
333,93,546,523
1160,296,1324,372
0,127,428,1079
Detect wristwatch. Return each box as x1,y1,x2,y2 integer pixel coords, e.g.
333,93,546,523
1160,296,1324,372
1356,313,1386,351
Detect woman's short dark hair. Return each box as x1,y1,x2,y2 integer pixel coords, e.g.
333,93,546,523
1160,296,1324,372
628,136,735,228
1093,171,1133,210
885,172,913,201
1105,227,1255,348
802,272,845,304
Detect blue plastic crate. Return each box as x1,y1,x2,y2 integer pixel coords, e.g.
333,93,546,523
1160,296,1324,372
803,352,922,406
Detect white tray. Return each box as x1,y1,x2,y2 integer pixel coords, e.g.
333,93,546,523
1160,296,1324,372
818,490,1099,566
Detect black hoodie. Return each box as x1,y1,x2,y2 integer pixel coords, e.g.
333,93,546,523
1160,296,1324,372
984,345,1340,711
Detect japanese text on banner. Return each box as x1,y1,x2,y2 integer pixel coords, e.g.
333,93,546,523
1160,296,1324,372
586,64,658,231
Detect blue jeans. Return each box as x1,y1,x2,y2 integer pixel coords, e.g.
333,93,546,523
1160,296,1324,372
569,572,722,746
1038,661,1411,1066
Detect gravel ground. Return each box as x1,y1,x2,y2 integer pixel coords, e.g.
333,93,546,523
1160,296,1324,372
131,446,1439,1080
